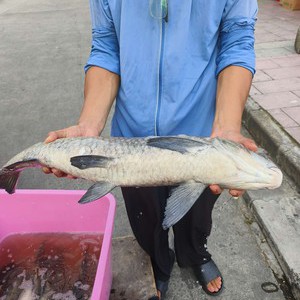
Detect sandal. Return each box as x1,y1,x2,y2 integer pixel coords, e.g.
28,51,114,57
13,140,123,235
147,277,170,300
148,249,175,300
193,259,224,296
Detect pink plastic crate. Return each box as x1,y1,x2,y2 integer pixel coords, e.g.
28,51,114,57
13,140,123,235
0,189,116,300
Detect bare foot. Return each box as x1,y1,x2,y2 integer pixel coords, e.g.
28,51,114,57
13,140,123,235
207,276,222,293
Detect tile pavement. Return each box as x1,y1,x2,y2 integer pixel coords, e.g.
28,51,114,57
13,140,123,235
244,4,300,290
251,0,300,143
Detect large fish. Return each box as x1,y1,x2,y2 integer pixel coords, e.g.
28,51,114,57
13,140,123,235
0,136,282,228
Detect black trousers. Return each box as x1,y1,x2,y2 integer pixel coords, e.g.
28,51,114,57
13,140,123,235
121,186,219,282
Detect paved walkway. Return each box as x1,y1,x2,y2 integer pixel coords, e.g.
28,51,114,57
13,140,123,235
251,0,300,143
244,2,300,299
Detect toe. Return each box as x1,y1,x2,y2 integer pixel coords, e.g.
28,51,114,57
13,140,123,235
213,276,222,289
217,277,222,289
210,281,217,291
206,282,215,293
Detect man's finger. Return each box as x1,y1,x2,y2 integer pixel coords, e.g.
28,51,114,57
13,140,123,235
209,184,223,195
44,132,57,143
45,129,68,143
229,189,244,198
241,138,258,152
52,168,67,178
42,167,51,174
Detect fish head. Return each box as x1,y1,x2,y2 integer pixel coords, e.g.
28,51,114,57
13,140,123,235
213,138,283,190
249,150,283,189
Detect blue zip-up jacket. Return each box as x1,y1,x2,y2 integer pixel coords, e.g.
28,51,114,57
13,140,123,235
85,0,257,138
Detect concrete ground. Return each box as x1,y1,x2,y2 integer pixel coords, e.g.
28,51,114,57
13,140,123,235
0,0,298,299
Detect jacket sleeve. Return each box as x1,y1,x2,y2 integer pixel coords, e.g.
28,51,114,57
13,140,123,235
84,0,120,75
216,0,258,76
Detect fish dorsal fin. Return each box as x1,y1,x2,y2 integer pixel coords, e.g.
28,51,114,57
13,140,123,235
78,182,116,204
162,183,207,229
147,136,209,154
70,155,114,169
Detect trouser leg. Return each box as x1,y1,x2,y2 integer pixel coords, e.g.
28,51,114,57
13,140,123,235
173,187,220,267
121,186,173,282
122,186,220,278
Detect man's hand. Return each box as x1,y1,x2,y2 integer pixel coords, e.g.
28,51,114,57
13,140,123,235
209,129,258,198
210,66,256,198
43,125,100,178
43,68,119,177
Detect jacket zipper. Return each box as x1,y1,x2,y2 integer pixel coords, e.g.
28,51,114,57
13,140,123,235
154,19,166,136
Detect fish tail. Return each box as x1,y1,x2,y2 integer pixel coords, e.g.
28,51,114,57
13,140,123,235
0,159,41,194
0,171,20,194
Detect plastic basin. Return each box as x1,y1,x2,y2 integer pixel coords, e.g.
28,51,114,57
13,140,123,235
0,189,116,300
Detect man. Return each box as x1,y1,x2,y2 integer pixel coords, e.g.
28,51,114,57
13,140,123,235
44,0,258,298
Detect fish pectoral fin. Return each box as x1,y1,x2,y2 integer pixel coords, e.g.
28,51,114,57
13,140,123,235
78,182,116,204
162,183,207,229
70,155,114,169
147,136,209,154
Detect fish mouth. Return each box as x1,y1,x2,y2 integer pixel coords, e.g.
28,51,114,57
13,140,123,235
267,167,283,189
